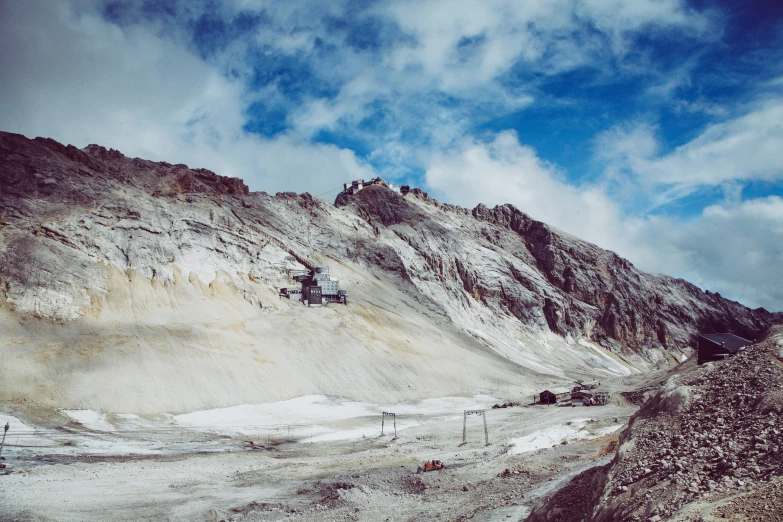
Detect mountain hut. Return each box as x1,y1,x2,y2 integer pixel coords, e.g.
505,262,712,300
539,387,571,405
697,333,753,365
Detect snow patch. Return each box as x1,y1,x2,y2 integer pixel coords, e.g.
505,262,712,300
509,420,621,454
0,413,53,447
577,339,635,376
510,423,587,454
62,410,115,432
308,423,419,442
173,394,498,438
595,424,623,436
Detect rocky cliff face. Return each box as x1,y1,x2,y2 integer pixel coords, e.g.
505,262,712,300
336,184,779,357
0,131,780,413
469,203,775,351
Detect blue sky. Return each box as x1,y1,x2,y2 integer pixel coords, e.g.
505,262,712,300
1,0,782,311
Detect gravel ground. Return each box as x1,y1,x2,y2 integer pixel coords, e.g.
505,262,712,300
0,399,636,521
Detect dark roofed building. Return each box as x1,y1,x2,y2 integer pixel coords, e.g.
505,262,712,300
697,333,753,365
571,389,594,401
539,387,571,405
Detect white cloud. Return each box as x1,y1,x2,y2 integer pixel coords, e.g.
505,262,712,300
629,197,783,311
641,100,783,186
380,0,715,90
575,0,717,42
425,131,626,249
0,1,372,196
424,131,783,311
595,122,660,164
595,100,783,209
382,0,555,89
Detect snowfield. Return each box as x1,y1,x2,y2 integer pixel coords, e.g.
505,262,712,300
1,396,636,521
173,394,500,429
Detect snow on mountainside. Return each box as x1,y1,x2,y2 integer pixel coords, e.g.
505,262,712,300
0,131,779,414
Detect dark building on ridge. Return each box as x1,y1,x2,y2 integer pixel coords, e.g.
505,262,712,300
697,333,753,365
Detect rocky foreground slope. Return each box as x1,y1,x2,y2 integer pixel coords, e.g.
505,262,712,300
526,326,783,522
0,131,780,414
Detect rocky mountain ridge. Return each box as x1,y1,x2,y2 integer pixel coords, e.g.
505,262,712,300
0,131,780,413
334,171,778,356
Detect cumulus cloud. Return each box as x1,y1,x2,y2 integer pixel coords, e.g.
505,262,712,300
425,131,624,249
0,0,372,195
424,132,783,310
642,101,783,185
630,197,783,311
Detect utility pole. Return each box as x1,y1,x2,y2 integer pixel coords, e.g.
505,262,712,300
0,422,8,460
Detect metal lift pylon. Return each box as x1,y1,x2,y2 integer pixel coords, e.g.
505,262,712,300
462,410,489,446
381,412,397,439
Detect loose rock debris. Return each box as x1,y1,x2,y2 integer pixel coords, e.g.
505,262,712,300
528,326,783,522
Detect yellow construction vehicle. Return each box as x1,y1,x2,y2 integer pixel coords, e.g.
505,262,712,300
422,460,445,472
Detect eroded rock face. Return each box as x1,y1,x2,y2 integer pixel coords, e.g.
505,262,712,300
0,131,779,361
337,186,780,361
471,203,776,350
0,132,258,320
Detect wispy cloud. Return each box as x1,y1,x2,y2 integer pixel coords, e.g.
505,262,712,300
596,98,783,210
